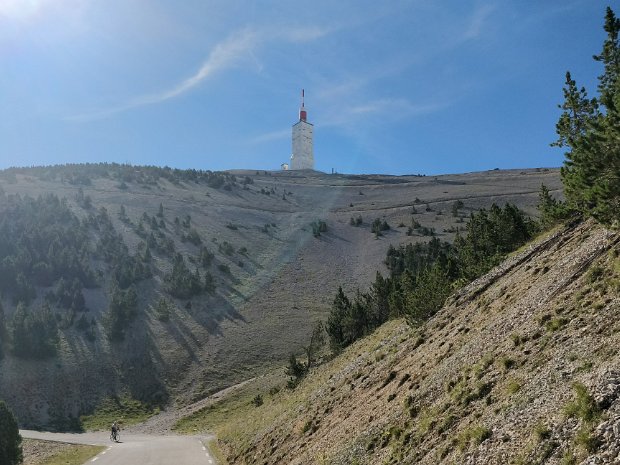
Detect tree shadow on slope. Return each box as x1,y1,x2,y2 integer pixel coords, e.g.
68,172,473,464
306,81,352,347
118,322,170,408
183,293,246,336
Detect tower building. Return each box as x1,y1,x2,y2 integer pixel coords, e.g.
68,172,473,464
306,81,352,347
290,89,314,170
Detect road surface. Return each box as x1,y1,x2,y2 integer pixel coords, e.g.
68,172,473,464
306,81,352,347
20,430,217,465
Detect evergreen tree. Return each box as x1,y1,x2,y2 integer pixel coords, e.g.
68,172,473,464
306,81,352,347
366,272,391,325
118,204,128,222
286,353,306,388
0,401,22,465
304,321,326,369
204,272,216,294
164,254,203,299
554,7,620,224
105,285,138,341
403,265,452,326
326,287,351,351
326,203,537,351
11,302,59,359
538,184,570,227
0,301,5,359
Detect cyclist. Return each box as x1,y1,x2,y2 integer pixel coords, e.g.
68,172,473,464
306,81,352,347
111,421,120,442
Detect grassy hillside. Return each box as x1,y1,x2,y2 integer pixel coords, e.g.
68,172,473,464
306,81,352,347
188,220,620,464
0,164,561,429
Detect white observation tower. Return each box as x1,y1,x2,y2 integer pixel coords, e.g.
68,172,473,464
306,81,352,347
290,89,314,170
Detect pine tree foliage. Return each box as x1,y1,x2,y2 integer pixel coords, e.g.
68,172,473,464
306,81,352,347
538,184,571,227
0,301,6,360
105,286,138,341
326,204,538,350
554,7,620,225
164,254,204,299
11,302,59,358
0,401,22,465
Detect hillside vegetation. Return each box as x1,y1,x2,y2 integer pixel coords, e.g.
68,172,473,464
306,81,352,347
204,220,620,464
0,163,559,428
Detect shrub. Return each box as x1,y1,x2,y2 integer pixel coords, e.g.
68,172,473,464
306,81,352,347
546,317,568,332
350,216,363,226
218,241,235,256
153,298,173,322
510,333,525,347
398,373,411,387
371,218,390,236
311,220,328,237
381,371,398,388
457,425,491,451
506,379,522,395
286,354,306,388
452,200,464,217
575,424,600,453
564,382,600,422
500,357,517,370
199,247,214,267
534,422,552,441
182,228,202,246
204,272,216,294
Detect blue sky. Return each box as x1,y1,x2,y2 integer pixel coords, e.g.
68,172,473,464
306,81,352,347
0,0,613,175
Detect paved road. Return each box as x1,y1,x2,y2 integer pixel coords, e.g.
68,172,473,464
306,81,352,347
20,430,217,465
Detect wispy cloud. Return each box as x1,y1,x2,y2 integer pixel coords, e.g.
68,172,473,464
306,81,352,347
250,97,448,146
68,29,257,121
69,25,330,122
146,29,258,103
348,98,424,116
462,3,497,40
322,98,449,128
282,26,332,43
249,128,290,144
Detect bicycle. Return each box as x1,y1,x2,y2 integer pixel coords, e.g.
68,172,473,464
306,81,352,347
110,429,120,442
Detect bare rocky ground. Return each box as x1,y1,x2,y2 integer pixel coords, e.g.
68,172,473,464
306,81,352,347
0,167,562,428
217,220,620,464
22,438,84,465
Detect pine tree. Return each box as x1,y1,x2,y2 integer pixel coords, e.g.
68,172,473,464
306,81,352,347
118,204,128,222
554,7,620,224
11,302,59,358
326,287,351,351
0,401,22,465
304,321,325,369
0,301,5,359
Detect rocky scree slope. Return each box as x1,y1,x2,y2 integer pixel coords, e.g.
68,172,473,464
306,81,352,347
220,220,620,464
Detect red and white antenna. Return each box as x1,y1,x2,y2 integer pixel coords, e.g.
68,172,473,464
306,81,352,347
299,89,307,121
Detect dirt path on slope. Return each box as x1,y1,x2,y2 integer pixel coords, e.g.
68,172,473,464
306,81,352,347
125,378,255,435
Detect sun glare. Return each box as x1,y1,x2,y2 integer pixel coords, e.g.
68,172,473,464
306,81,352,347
0,0,51,20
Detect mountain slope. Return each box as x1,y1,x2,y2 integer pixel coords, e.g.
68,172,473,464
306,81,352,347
213,220,620,464
0,165,561,428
